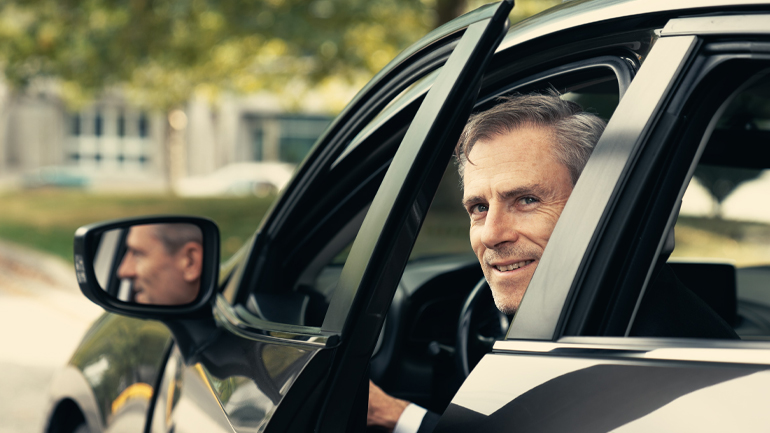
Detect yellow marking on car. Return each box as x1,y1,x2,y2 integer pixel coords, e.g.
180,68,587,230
111,382,154,414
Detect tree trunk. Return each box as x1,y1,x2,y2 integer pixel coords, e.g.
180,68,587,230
164,108,189,194
435,0,468,28
0,88,19,174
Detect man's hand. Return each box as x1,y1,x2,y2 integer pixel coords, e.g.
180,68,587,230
368,380,409,432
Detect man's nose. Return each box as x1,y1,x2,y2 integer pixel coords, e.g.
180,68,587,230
117,256,134,278
480,205,519,248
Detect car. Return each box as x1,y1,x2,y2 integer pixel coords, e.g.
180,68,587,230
22,166,92,189
175,162,296,198
44,1,770,432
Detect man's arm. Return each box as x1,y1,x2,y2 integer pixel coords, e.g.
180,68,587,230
368,380,439,433
368,380,409,431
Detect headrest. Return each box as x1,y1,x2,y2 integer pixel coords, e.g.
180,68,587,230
668,261,737,327
659,200,681,264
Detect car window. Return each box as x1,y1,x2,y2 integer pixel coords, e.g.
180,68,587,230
227,56,431,328
670,69,770,340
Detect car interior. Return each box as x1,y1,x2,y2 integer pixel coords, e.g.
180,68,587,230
667,67,770,340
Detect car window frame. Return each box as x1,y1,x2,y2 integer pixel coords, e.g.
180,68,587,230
197,6,514,431
313,4,513,430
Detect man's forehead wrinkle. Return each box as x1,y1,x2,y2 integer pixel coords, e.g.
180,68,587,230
497,183,545,201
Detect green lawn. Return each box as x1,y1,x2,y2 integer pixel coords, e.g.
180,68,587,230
3,189,770,269
0,189,277,262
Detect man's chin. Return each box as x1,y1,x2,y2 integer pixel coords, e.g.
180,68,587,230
492,297,519,315
488,282,527,315
134,292,150,304
485,268,535,315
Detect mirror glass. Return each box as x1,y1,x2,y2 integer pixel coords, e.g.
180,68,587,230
93,223,204,306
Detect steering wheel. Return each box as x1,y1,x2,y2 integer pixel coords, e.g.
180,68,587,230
455,277,510,378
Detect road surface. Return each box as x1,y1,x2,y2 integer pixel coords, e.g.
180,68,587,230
0,241,103,433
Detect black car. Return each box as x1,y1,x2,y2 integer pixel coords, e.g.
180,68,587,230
44,1,770,432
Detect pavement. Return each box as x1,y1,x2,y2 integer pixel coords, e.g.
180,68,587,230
0,241,104,433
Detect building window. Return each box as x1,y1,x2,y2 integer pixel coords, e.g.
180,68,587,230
67,107,153,173
278,117,331,164
94,113,103,137
118,113,126,137
252,128,264,161
71,114,81,136
139,113,148,138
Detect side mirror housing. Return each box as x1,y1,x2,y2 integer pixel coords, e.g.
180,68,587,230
74,215,220,320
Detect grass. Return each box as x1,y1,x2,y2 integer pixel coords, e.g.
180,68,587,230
0,189,277,262
3,189,770,269
673,216,770,267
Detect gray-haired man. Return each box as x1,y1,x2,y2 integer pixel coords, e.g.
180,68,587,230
368,91,605,433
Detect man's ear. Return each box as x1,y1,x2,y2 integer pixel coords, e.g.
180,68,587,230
180,242,204,282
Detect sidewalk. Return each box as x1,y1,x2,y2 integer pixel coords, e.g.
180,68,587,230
0,240,103,366
0,240,104,433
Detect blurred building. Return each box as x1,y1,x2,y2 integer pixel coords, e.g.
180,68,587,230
0,86,332,190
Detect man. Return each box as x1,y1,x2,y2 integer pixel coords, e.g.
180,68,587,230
367,92,735,433
368,91,604,433
117,223,203,305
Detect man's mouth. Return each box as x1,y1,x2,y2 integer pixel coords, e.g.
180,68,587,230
494,260,534,272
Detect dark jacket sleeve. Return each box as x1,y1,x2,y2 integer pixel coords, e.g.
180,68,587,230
630,264,738,339
417,410,442,433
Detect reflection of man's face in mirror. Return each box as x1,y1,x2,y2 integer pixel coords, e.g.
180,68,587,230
117,224,203,305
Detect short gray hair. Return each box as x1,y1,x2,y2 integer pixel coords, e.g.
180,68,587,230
151,223,203,254
454,91,606,184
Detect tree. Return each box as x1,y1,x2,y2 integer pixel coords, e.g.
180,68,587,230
0,0,440,107
0,0,561,188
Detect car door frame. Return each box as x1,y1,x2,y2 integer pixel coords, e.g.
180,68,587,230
179,3,515,433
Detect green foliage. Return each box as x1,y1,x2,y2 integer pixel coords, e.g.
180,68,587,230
0,0,563,111
0,0,433,110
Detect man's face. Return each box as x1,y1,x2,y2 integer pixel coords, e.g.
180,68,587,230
117,225,199,305
462,125,574,314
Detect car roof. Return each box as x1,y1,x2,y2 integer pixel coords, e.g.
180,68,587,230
502,0,770,51
336,0,770,132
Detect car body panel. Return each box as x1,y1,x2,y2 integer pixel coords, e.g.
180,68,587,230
45,364,104,433
438,341,770,432
68,315,171,427
43,314,172,433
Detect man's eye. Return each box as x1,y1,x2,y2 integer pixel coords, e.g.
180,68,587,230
519,197,538,205
471,204,488,214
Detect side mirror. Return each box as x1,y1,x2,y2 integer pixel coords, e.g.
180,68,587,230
74,216,220,319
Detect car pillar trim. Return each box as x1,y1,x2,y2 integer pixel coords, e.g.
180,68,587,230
661,15,770,37
213,295,338,348
494,340,770,365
